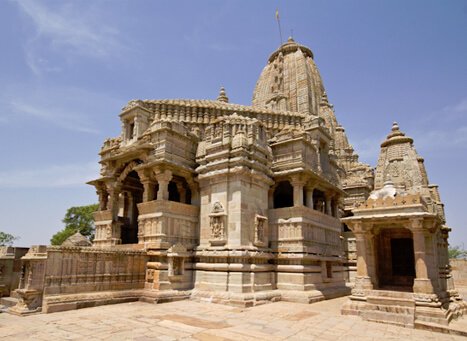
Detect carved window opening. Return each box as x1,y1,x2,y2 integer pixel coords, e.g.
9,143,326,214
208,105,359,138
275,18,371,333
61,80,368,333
128,122,135,139
273,181,293,208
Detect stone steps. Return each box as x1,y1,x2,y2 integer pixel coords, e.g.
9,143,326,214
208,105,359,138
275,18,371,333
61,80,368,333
361,295,416,327
1,296,18,308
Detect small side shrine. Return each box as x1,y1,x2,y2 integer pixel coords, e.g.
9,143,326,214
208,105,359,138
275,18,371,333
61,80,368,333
341,123,466,328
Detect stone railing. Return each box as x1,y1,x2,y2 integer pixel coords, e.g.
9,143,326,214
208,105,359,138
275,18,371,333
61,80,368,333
268,206,342,256
137,200,199,249
43,246,147,296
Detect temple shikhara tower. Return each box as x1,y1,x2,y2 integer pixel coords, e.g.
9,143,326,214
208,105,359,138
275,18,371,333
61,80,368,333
7,38,465,328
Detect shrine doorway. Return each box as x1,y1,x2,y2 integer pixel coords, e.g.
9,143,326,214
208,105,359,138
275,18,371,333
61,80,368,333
376,227,415,291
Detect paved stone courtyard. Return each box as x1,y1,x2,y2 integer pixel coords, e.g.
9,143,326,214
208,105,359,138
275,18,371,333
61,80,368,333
1,296,466,340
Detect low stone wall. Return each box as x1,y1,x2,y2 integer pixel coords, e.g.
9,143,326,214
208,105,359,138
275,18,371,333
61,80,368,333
451,259,467,289
0,246,29,296
10,245,148,314
44,246,147,296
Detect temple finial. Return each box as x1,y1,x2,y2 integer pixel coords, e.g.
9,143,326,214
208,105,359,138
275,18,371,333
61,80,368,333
217,86,229,103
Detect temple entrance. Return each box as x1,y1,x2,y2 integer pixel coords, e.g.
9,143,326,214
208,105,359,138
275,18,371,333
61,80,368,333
377,228,415,290
118,170,143,244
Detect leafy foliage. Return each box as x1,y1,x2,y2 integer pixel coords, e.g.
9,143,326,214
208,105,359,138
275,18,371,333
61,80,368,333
50,204,99,245
448,245,467,259
0,231,18,246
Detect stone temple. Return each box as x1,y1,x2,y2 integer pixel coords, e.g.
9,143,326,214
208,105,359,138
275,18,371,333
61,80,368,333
6,38,466,327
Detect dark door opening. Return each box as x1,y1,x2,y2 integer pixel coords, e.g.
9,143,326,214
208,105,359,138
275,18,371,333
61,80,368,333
377,229,415,290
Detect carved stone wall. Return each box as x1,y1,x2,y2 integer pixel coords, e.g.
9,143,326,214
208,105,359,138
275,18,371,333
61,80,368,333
137,200,199,249
0,246,28,296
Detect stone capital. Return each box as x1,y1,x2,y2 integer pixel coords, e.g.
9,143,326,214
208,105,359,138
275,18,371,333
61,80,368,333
154,169,173,183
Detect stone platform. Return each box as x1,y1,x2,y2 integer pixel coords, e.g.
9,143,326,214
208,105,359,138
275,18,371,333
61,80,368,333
0,296,466,340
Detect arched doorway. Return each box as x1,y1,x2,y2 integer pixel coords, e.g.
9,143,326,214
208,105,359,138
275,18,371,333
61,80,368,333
118,170,143,244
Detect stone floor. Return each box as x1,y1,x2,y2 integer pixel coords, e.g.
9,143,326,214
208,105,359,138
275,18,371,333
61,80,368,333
0,296,466,340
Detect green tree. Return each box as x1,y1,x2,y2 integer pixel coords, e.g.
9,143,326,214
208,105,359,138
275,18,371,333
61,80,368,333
50,204,99,245
0,231,18,246
448,245,467,259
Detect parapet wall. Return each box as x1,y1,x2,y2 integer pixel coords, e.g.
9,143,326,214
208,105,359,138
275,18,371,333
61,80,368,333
44,246,147,296
0,246,29,296
11,245,148,314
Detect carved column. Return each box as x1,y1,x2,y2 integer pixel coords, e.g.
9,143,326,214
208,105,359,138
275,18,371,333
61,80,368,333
305,185,314,209
187,179,199,205
138,170,156,202
96,183,109,210
352,221,374,291
290,177,305,207
268,187,274,209
411,218,434,294
107,183,122,219
155,170,172,200
325,192,332,216
332,197,340,218
177,183,187,203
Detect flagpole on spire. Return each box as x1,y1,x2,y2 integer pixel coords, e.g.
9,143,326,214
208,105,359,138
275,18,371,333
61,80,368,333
275,9,283,45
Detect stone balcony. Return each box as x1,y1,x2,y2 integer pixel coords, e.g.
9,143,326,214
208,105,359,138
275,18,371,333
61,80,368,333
268,206,342,257
137,200,199,250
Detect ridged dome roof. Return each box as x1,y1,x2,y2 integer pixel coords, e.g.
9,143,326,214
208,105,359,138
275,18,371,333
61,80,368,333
252,37,325,116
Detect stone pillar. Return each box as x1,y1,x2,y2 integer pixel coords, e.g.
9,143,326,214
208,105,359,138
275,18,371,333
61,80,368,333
291,177,305,207
411,218,434,294
355,232,369,277
305,185,314,209
268,187,274,209
137,169,156,202
107,183,122,220
332,197,339,218
155,170,172,200
96,184,109,210
186,179,199,206
177,183,187,203
352,221,375,291
325,193,332,216
141,180,155,202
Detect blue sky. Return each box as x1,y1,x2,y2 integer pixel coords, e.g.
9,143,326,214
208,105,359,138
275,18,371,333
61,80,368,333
0,0,466,247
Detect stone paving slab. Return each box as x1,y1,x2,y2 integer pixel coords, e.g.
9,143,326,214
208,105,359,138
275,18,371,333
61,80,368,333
0,297,466,340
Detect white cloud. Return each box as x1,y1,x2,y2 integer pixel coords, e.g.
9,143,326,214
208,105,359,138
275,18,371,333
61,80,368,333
445,98,467,113
348,136,381,165
413,125,467,150
1,84,122,134
14,0,124,74
0,162,99,188
411,97,467,150
9,99,99,134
